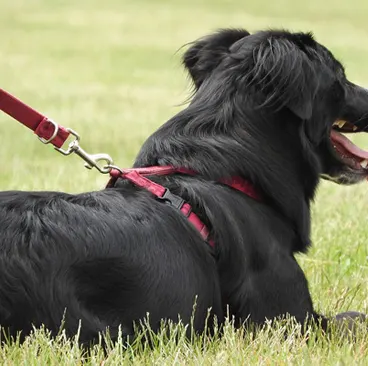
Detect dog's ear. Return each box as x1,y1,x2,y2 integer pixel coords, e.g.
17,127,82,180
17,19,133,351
233,32,319,120
183,29,250,89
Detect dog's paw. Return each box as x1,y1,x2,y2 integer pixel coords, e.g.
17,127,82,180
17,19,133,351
333,311,367,339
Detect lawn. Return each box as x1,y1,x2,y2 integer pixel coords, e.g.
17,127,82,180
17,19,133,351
0,0,368,364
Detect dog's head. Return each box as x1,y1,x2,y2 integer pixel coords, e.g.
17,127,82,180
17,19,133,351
183,29,368,185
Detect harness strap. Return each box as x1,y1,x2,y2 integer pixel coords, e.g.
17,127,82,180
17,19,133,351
110,170,213,246
0,88,70,148
107,167,261,247
108,166,197,179
220,176,260,201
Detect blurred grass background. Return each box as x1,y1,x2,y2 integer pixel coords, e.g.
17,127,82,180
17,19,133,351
0,0,367,363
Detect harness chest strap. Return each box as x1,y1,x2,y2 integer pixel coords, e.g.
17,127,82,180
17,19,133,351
107,167,261,247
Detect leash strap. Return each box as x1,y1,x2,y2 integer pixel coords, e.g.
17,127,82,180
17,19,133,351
0,88,70,148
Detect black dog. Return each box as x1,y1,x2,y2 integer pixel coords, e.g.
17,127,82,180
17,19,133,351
1,29,368,344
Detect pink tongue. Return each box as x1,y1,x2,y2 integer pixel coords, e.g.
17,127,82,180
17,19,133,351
330,130,368,160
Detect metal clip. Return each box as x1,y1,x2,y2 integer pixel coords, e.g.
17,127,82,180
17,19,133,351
54,129,114,174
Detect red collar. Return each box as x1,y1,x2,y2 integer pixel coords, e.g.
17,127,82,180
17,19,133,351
106,166,260,247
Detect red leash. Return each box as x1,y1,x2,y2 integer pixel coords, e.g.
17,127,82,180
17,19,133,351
0,88,70,148
0,87,261,247
0,88,113,173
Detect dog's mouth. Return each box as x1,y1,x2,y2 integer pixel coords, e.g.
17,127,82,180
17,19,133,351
330,120,368,173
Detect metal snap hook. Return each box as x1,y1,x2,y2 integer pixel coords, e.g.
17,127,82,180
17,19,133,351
54,128,114,174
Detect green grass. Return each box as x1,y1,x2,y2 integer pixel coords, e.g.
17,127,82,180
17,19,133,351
0,0,368,364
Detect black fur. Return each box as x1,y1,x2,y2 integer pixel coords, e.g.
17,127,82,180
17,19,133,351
1,28,368,344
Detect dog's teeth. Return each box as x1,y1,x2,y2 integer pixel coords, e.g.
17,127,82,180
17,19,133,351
360,159,368,168
353,125,358,131
333,120,346,128
336,120,346,128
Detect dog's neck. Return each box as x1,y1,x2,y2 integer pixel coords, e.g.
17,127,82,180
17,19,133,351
134,101,321,252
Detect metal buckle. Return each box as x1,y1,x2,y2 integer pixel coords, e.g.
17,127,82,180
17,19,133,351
54,128,114,174
38,119,59,144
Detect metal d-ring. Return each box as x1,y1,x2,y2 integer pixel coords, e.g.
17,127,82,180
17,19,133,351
38,119,59,144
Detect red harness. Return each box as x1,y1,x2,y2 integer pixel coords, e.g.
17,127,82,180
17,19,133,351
106,167,260,247
0,88,260,247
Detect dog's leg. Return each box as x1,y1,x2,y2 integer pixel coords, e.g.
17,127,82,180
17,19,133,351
232,253,326,329
231,253,367,338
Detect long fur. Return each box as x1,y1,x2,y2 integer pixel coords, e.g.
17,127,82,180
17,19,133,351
1,28,368,344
